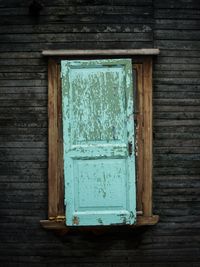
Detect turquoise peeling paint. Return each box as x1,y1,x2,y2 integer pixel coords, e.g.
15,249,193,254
61,59,136,226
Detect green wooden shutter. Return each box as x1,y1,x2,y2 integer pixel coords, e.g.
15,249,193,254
61,59,136,226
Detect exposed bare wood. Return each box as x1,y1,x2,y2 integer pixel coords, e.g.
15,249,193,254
42,49,160,56
142,58,153,217
40,215,159,230
136,215,159,226
57,63,64,216
134,63,144,213
40,220,67,230
48,58,59,218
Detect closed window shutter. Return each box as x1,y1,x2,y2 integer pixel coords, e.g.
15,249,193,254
61,59,136,226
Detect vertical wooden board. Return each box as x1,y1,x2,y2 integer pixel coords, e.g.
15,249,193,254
48,59,59,218
142,57,153,217
61,59,136,226
134,64,144,213
57,63,64,216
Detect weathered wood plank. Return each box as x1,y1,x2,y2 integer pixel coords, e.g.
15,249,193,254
135,64,144,212
0,15,153,25
0,141,46,148
42,48,159,56
154,99,200,106
0,106,46,114
154,104,200,114
0,174,46,183
0,73,46,79
155,30,200,40
0,24,153,34
154,154,200,161
154,40,200,50
0,119,47,128
154,64,200,71
0,80,47,87
142,58,153,217
0,127,47,135
154,112,200,120
0,135,46,143
0,33,152,43
154,146,200,154
155,19,200,30
0,6,153,16
154,77,200,84
154,119,200,127
48,59,59,218
155,8,200,19
154,84,200,92
40,215,159,230
0,51,43,58
0,99,46,107
154,139,200,147
0,87,47,94
154,0,200,9
0,42,155,52
0,0,153,7
154,70,200,78
158,49,200,57
56,64,64,216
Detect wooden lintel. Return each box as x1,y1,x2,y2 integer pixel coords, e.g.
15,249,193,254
40,215,159,231
42,49,160,56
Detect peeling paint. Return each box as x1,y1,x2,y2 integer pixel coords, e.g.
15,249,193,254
72,216,79,225
97,218,103,225
61,59,136,226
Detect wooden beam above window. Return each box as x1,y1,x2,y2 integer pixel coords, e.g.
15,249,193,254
42,49,160,56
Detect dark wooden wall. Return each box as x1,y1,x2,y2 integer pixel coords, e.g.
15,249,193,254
0,0,200,266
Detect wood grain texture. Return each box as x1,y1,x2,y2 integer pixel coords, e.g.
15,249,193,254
143,57,153,217
1,0,200,265
40,215,159,229
48,58,59,218
42,49,159,56
134,64,144,213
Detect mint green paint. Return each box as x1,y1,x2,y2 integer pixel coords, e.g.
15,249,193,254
61,59,136,226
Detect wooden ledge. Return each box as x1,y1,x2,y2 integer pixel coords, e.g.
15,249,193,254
42,49,160,56
40,215,159,231
136,215,159,226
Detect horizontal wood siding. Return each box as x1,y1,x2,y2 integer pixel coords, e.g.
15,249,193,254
153,1,200,266
0,0,200,266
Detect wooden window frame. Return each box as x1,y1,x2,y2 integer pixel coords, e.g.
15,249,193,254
40,49,159,231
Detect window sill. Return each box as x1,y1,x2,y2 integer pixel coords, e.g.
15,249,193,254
40,215,159,231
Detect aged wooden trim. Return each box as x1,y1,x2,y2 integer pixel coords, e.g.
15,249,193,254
134,63,144,213
42,49,160,56
44,55,159,232
136,215,159,226
48,58,59,218
40,215,159,230
142,58,153,217
48,59,64,218
40,220,67,230
57,63,64,216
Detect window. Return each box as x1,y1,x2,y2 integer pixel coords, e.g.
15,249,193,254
40,49,159,230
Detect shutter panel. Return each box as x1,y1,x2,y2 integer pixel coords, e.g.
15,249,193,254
61,59,136,226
